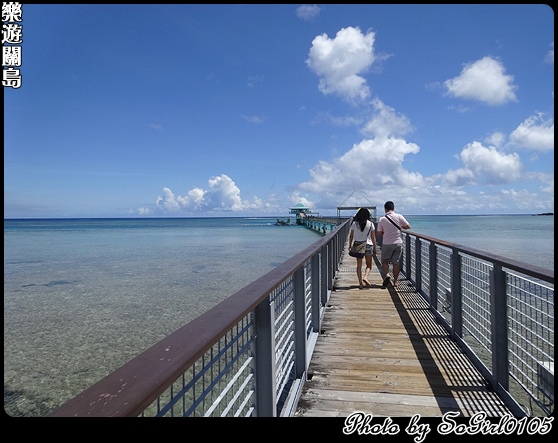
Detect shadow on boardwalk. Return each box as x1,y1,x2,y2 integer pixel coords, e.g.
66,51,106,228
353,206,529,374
295,248,514,418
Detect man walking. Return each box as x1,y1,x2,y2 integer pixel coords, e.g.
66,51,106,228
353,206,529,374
377,201,410,288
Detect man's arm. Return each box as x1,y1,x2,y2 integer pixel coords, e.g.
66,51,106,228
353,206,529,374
400,216,410,230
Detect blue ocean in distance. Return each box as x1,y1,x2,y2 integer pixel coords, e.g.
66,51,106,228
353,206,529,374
3,214,554,416
405,214,554,271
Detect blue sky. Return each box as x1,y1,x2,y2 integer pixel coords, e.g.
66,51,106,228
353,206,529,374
4,4,554,218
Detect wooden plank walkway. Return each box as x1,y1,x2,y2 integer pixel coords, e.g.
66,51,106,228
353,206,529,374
294,244,514,418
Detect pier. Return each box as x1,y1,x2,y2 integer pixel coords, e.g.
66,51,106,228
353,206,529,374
49,218,554,418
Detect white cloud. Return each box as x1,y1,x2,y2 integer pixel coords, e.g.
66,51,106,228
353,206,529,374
178,187,206,210
150,174,280,215
242,114,265,124
288,191,314,208
438,141,523,186
361,98,414,139
292,91,552,214
444,56,518,105
296,4,320,21
544,41,554,64
529,172,554,195
508,113,554,152
206,175,245,210
297,97,422,198
307,26,375,103
298,136,423,195
484,132,506,148
137,207,153,215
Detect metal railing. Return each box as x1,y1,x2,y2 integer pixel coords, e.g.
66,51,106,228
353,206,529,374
49,219,352,417
400,231,554,416
49,221,554,417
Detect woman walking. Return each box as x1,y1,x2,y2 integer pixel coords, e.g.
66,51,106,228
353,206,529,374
348,207,377,289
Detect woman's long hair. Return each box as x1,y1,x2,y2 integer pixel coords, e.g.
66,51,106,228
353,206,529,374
354,207,370,232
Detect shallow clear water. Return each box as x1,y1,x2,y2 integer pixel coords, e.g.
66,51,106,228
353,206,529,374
4,217,323,416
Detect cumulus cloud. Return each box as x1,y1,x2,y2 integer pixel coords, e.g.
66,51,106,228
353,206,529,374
296,4,320,21
508,113,554,152
137,206,153,215
444,56,518,105
298,137,423,194
361,98,414,139
484,132,506,148
152,174,276,214
288,191,314,208
438,141,522,186
296,98,423,199
292,89,550,214
307,26,375,103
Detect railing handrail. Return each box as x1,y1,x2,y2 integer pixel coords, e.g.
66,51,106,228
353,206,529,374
49,219,351,417
405,230,554,282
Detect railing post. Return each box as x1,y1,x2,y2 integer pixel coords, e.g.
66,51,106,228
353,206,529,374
253,297,277,417
320,244,328,307
293,266,307,378
404,235,412,278
429,242,438,309
327,242,333,292
450,248,463,338
311,252,321,333
490,264,509,392
415,237,422,293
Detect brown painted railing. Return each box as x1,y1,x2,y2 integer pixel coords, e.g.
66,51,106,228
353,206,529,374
49,219,352,416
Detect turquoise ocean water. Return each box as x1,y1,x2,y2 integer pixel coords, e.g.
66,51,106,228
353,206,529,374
3,215,554,416
406,214,554,270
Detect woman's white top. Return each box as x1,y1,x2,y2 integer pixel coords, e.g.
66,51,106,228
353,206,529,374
351,220,374,244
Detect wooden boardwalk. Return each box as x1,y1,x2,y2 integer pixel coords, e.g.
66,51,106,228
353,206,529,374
295,245,514,418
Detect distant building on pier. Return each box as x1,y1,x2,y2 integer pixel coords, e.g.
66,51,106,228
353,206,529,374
289,203,319,224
